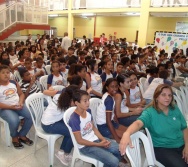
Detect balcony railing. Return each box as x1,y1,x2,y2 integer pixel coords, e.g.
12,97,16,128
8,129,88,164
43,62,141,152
0,2,48,32
72,0,141,9
151,0,188,7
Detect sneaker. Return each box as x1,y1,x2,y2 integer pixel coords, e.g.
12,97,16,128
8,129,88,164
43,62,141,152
64,153,72,161
55,151,69,166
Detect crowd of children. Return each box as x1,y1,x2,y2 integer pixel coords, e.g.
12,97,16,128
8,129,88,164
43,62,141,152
0,33,187,166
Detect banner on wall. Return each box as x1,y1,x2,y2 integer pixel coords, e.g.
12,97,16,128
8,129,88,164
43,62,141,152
154,31,188,56
176,22,188,33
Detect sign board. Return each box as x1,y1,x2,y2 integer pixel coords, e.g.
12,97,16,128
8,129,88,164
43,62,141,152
176,22,188,33
154,31,188,56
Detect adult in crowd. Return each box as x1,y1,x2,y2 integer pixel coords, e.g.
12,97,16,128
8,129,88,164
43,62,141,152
119,84,188,167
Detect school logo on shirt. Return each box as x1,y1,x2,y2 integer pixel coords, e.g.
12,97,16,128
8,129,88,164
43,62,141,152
55,80,63,85
82,121,92,136
95,76,102,85
134,91,141,100
3,88,16,100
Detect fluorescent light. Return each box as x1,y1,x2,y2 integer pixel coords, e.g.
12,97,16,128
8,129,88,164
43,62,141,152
81,13,94,16
126,12,140,16
48,14,58,17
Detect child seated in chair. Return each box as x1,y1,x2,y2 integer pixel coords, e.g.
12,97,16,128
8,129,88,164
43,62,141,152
19,68,40,99
0,65,33,149
68,90,124,167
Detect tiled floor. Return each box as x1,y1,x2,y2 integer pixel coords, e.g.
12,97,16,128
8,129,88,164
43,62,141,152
0,126,92,167
0,123,146,167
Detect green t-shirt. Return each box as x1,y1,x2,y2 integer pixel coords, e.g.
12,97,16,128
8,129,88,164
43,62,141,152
138,105,187,148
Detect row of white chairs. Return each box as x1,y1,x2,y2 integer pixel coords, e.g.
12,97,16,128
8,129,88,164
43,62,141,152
25,93,163,167
0,86,164,167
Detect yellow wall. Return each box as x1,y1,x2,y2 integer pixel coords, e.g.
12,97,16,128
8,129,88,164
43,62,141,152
47,16,188,45
20,30,44,36
49,17,68,37
147,17,188,44
74,17,95,38
95,16,140,42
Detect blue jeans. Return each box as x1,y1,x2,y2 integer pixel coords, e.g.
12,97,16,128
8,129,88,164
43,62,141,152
118,115,139,126
0,104,33,137
97,121,119,139
41,119,73,154
80,138,121,167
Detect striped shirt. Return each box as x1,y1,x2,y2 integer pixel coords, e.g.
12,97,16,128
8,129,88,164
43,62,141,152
19,80,40,97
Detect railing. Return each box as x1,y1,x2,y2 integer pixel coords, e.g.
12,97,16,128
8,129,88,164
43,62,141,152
72,0,141,9
22,0,49,7
0,2,48,33
151,0,188,7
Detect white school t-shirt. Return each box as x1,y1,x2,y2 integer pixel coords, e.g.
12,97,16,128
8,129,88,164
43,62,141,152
143,78,164,100
0,80,19,105
90,72,102,96
69,109,98,149
121,92,129,113
96,92,115,125
41,93,64,125
130,86,141,104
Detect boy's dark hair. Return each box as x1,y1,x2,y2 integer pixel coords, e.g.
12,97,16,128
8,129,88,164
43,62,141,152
50,55,57,61
171,53,175,58
130,60,136,65
72,89,89,103
18,50,24,59
79,51,85,56
25,57,32,63
0,65,9,72
95,50,99,55
159,70,168,79
1,59,11,66
19,67,28,78
67,75,83,86
121,57,130,65
117,62,123,67
38,52,44,58
58,56,66,64
131,54,138,60
157,63,166,69
175,55,180,60
36,57,43,62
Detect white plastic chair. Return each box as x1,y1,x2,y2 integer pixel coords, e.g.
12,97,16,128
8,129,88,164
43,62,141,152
144,128,165,167
0,116,27,147
89,98,102,128
63,107,103,167
175,89,186,117
39,75,48,91
52,85,65,91
45,65,51,75
14,70,22,82
173,95,183,114
25,93,62,167
139,77,146,96
179,86,188,114
125,131,155,167
0,117,11,147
